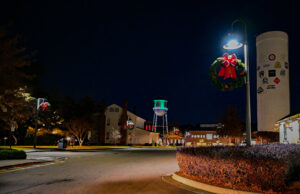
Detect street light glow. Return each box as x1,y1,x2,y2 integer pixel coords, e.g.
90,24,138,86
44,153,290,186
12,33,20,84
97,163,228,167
223,39,243,50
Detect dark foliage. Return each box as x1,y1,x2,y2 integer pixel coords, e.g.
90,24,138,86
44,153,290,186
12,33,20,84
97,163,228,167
217,106,244,138
0,148,26,160
24,134,62,145
176,144,300,193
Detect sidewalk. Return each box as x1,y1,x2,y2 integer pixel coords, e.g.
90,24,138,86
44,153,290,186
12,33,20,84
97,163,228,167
0,145,179,154
0,145,130,150
0,159,46,169
0,149,58,169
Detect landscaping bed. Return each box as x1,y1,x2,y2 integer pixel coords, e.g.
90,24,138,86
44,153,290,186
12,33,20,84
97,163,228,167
0,148,27,160
176,144,300,193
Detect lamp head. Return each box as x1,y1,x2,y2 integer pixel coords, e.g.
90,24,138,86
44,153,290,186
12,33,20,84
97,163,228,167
223,33,243,50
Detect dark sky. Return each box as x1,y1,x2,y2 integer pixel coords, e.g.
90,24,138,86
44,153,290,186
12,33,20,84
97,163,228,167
1,0,300,125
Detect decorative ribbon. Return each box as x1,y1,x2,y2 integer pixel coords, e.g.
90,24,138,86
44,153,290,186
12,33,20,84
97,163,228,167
218,53,237,79
41,103,48,111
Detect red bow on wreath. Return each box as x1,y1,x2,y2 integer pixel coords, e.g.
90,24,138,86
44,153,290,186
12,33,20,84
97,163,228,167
218,53,237,80
41,103,48,111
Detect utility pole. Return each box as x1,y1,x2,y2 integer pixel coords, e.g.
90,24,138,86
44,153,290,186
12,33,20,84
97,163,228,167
33,98,40,148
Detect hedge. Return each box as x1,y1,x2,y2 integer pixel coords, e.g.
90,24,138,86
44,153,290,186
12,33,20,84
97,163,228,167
176,144,300,193
0,148,27,160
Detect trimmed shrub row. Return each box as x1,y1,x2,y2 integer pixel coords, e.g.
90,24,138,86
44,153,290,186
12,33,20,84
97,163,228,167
0,148,27,160
176,144,300,193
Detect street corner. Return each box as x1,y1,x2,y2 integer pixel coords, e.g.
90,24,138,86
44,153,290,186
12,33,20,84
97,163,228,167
0,156,66,174
161,174,212,194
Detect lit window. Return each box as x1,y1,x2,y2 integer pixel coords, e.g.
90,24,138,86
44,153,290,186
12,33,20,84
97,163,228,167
207,134,212,140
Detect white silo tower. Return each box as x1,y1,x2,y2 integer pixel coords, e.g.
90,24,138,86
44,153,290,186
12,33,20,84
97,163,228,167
256,31,290,131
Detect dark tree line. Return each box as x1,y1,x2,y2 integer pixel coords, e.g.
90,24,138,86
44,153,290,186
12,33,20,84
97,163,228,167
217,106,244,138
0,26,107,146
0,26,37,145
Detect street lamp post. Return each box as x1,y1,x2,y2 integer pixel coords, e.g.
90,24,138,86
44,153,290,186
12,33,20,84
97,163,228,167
33,98,50,148
33,98,41,149
223,19,252,146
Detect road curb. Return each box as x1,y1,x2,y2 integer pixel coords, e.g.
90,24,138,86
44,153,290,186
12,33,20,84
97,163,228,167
162,174,211,193
170,173,262,194
0,161,51,170
0,160,66,174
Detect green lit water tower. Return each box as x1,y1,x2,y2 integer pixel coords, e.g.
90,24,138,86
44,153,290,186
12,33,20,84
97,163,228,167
152,99,168,136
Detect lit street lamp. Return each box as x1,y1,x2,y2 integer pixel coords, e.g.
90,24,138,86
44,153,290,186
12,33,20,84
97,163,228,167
223,39,243,50
223,19,251,146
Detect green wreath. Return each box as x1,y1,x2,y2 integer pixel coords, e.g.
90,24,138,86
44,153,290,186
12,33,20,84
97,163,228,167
209,54,246,91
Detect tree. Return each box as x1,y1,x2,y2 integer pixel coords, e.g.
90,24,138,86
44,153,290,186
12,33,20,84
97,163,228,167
217,106,244,138
96,99,106,144
77,96,96,116
0,27,36,144
65,118,92,146
59,96,77,122
0,28,34,95
120,100,128,145
26,109,64,136
0,88,35,145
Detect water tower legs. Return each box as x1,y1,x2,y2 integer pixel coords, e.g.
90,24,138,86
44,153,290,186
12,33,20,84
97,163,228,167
151,113,169,145
162,115,165,136
152,114,158,132
165,113,168,135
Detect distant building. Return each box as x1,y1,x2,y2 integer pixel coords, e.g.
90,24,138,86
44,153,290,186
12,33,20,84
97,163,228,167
276,113,300,144
252,131,279,144
167,126,183,145
104,104,159,145
184,131,221,146
183,123,245,146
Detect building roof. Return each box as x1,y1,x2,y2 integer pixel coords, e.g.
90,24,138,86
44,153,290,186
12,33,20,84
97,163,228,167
106,104,146,128
188,130,217,134
277,113,300,122
107,104,141,118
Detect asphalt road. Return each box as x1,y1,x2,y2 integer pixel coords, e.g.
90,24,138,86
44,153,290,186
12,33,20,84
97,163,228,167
0,148,193,194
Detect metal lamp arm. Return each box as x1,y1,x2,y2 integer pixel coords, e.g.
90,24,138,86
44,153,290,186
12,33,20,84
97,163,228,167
231,19,248,44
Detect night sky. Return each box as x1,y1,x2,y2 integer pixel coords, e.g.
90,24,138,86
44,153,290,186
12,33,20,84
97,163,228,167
1,0,299,125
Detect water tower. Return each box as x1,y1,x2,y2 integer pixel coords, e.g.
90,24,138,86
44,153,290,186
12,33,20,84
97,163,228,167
152,99,168,135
